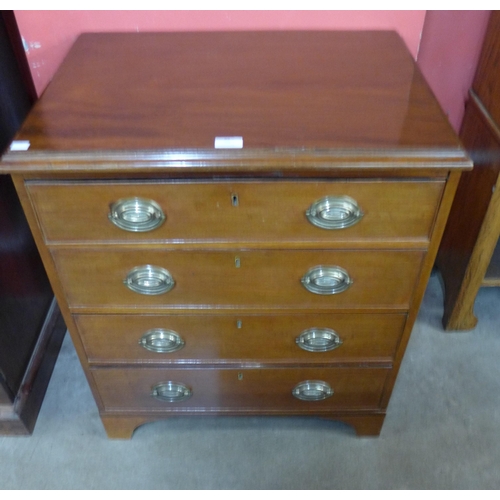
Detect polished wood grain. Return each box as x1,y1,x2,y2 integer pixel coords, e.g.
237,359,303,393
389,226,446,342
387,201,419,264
5,31,462,155
10,173,108,412
91,366,389,411
5,156,468,176
380,170,462,407
76,312,406,365
51,248,423,312
0,31,470,437
27,179,444,247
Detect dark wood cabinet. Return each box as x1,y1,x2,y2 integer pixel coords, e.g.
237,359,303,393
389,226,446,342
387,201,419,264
436,11,500,330
0,12,66,435
1,31,470,438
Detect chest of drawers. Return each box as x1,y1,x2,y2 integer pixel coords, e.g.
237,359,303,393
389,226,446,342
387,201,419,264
0,31,471,438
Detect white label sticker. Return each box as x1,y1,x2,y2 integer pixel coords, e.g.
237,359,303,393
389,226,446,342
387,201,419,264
9,140,31,151
214,136,243,149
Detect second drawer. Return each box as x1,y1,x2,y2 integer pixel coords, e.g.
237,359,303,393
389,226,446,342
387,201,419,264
52,249,424,311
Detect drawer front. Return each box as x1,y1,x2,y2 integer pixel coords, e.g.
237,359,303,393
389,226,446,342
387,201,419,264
27,180,444,245
76,313,406,364
91,367,389,411
52,249,423,310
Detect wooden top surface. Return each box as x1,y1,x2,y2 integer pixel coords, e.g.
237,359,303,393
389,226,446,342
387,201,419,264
2,31,469,171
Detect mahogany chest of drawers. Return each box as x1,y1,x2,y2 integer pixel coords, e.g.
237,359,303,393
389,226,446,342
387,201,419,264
0,31,471,438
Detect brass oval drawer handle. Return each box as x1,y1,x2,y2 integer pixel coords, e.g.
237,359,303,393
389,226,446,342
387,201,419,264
151,381,192,402
301,265,352,295
306,195,363,230
139,329,185,353
292,380,334,401
296,328,343,352
124,265,175,295
108,197,165,232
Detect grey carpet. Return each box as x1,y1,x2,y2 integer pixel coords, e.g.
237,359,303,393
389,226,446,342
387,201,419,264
1,273,500,489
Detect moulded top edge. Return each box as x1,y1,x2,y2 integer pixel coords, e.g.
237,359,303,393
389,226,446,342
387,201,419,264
0,147,473,173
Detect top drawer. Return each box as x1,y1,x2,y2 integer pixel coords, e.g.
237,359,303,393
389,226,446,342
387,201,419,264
26,180,444,246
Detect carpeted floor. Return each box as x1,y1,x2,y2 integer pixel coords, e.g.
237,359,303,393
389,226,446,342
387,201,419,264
1,273,500,489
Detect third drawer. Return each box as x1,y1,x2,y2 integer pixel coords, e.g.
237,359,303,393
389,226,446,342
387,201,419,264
75,312,407,365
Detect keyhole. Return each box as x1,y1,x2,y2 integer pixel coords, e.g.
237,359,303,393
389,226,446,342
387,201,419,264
236,320,242,329
231,193,239,207
235,257,241,268
238,372,243,380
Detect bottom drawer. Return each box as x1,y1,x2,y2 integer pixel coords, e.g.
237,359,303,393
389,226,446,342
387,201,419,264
92,367,389,412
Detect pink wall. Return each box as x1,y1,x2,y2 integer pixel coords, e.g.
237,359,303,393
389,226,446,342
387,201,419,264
15,10,426,96
417,10,491,132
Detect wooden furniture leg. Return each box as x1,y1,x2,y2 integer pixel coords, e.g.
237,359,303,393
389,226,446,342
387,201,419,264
436,93,500,331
